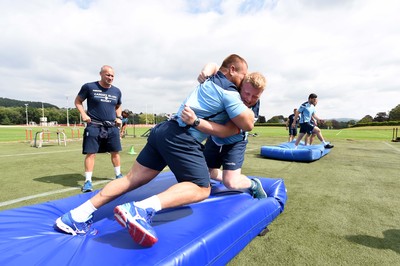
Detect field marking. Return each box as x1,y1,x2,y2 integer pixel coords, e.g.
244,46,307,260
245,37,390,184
0,144,138,158
0,149,81,158
383,141,400,153
0,180,110,207
336,130,343,136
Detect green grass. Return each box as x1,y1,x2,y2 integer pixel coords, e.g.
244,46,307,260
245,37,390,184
0,125,399,265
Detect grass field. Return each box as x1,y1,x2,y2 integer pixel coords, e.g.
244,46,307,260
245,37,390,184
0,125,399,265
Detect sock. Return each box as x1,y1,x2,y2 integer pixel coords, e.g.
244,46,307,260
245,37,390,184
84,172,92,182
70,200,97,222
114,166,121,176
323,141,328,145
135,195,162,212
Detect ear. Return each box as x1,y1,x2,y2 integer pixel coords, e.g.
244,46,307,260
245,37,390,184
229,65,236,76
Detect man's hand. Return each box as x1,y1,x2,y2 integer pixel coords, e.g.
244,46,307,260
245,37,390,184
197,62,219,83
180,105,197,125
82,115,91,123
115,118,122,127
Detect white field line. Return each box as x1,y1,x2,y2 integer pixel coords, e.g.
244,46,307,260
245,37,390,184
0,145,139,207
336,130,343,136
383,141,400,153
0,180,110,207
0,149,81,158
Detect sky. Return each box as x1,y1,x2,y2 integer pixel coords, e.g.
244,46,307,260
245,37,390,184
1,0,399,120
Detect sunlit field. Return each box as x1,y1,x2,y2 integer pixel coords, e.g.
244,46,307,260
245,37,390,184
0,125,399,265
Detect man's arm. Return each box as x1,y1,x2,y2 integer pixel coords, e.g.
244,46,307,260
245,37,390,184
291,110,299,128
115,105,122,126
197,62,219,83
74,96,91,123
180,105,240,138
230,108,254,131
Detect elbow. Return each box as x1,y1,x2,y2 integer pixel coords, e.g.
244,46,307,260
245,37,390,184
241,123,254,132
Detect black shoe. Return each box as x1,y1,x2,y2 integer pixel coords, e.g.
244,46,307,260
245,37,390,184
324,144,334,149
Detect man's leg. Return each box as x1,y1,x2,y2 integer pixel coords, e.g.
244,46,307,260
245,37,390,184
110,151,122,178
294,132,305,146
55,160,160,235
313,126,334,148
82,153,96,192
92,160,160,208
209,168,223,182
221,169,251,190
157,182,211,209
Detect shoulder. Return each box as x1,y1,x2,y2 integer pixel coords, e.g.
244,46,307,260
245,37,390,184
82,82,98,90
209,72,238,92
111,85,121,91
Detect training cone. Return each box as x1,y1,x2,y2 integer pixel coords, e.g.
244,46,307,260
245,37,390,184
128,145,136,155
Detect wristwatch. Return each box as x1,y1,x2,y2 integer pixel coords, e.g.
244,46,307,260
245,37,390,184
192,117,200,127
117,116,123,120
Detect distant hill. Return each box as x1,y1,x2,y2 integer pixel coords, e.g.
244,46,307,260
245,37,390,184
0,97,59,109
330,118,359,122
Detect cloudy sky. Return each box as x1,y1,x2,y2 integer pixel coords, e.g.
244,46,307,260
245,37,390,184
1,0,399,120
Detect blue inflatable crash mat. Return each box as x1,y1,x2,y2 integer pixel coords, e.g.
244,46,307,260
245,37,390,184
260,141,332,162
0,171,287,266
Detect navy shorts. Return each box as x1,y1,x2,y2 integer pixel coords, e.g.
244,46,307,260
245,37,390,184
203,138,247,171
82,124,122,154
136,121,210,188
299,122,315,135
289,127,297,136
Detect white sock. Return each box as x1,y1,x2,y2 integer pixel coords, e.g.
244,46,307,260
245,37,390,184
114,166,121,176
323,141,328,145
135,195,162,212
84,172,92,182
70,200,97,222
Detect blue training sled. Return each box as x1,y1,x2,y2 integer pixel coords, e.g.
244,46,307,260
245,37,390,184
0,171,287,266
260,140,332,162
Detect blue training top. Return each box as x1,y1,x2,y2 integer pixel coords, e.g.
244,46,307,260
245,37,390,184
298,101,315,123
175,71,247,143
78,81,122,122
211,100,260,145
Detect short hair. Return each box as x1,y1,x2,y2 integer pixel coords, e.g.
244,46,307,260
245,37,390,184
308,93,317,99
243,72,266,91
100,65,113,73
220,54,248,73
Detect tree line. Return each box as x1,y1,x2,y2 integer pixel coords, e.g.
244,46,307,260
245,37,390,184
255,104,400,129
0,97,399,128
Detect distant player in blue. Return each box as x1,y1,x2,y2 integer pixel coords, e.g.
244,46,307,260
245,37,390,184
120,109,130,138
55,54,254,247
75,65,124,193
292,93,334,149
182,68,267,199
286,108,299,142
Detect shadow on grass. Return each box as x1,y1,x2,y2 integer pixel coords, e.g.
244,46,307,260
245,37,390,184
345,229,400,254
34,174,111,188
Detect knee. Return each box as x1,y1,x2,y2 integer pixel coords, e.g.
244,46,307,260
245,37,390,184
198,185,211,200
222,177,241,190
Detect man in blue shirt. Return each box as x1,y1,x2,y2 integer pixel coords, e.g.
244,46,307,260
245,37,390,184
55,54,254,247
182,71,267,199
75,65,124,193
291,93,334,149
286,108,299,142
